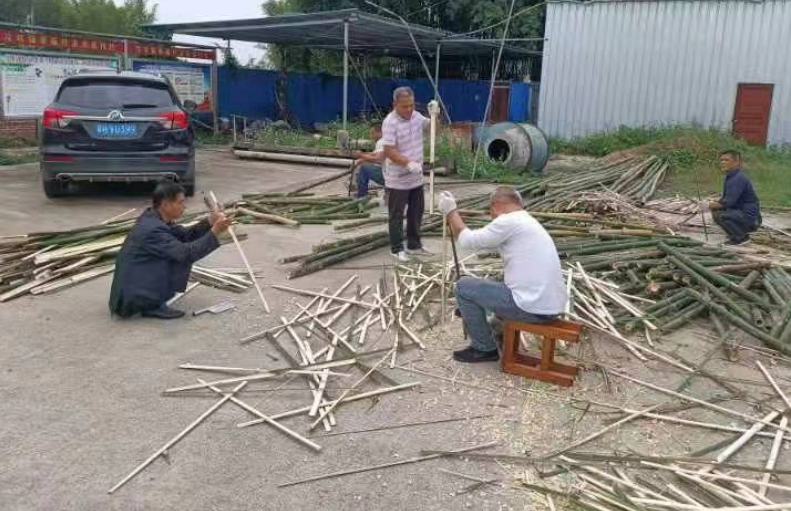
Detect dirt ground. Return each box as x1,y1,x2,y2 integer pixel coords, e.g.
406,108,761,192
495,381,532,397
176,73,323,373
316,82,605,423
2,149,791,511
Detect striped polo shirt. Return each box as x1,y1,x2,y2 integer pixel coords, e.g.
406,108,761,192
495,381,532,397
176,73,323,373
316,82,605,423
381,109,429,190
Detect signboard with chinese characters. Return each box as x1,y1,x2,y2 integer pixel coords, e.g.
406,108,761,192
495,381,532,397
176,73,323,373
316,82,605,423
132,60,213,112
0,51,119,118
0,28,215,61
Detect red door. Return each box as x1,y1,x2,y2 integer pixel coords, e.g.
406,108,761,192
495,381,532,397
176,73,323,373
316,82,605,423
488,86,510,123
733,84,773,145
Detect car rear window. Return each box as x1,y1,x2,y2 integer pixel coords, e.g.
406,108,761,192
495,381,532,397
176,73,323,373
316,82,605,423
57,79,176,109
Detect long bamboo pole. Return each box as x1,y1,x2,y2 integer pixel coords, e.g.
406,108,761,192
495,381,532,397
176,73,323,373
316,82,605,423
607,369,791,436
107,381,247,494
277,441,498,488
208,191,270,313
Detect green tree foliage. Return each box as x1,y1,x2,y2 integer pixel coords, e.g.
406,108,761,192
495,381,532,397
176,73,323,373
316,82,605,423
259,0,543,73
0,0,157,37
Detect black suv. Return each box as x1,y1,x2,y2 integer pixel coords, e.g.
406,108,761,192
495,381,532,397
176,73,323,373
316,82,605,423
40,71,196,198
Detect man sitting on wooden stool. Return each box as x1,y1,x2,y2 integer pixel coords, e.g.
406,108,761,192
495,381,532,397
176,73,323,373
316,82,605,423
109,181,231,319
438,187,567,363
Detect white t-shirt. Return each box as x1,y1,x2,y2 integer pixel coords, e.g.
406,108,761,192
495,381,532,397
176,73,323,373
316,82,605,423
457,210,567,315
372,139,386,156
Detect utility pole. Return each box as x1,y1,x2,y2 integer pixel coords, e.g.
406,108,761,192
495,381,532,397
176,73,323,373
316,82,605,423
30,0,36,25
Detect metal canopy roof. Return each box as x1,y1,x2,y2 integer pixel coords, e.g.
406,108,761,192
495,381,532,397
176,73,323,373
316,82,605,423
147,9,538,58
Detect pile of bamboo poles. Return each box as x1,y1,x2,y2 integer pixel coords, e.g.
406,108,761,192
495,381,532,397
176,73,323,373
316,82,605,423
523,155,670,211
0,212,246,303
108,273,423,493
233,192,377,227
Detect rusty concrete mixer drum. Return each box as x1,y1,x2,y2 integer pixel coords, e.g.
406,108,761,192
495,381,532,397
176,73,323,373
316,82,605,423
473,122,550,174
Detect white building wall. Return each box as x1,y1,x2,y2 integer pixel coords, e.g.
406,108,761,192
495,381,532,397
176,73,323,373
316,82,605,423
538,0,791,145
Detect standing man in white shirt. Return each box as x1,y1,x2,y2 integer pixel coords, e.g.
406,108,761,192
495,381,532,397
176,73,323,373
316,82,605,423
381,86,439,262
438,187,568,363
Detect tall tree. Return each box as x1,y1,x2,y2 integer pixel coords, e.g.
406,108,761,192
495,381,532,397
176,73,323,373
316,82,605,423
0,0,157,36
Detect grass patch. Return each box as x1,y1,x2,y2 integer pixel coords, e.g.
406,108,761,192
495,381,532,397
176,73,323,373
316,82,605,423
251,121,373,149
552,126,791,208
0,137,36,149
0,151,37,166
194,131,234,147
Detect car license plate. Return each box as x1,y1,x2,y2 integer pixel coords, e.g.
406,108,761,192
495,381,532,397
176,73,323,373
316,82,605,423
96,123,138,138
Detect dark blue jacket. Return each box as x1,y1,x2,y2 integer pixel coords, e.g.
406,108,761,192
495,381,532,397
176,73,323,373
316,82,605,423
109,209,219,316
721,168,761,223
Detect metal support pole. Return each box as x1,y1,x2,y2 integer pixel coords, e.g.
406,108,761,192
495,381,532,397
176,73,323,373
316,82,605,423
342,21,349,130
434,42,441,101
211,49,219,135
123,39,129,70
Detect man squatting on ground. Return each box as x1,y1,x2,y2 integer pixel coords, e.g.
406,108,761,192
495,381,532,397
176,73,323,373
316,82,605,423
352,124,386,198
438,187,568,363
381,86,440,262
709,150,762,245
109,181,232,320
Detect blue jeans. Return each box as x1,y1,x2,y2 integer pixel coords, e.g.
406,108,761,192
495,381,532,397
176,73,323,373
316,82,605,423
356,163,385,198
455,277,557,352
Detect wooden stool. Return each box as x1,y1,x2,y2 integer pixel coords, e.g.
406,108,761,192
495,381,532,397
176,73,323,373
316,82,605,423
501,319,583,387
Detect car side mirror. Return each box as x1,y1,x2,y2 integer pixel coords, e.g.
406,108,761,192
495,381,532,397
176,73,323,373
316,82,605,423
183,100,197,112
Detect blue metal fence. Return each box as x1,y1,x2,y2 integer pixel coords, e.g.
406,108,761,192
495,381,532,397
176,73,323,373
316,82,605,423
217,66,532,126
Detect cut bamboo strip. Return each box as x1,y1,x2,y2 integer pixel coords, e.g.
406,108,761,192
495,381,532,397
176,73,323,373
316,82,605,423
198,379,321,451
237,382,420,428
309,349,394,430
760,416,788,497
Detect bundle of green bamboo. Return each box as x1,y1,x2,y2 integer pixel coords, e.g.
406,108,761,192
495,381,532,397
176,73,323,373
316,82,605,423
233,192,377,227
522,155,669,212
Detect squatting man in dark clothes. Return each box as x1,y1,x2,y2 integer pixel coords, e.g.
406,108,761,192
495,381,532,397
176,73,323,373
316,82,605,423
438,187,567,363
109,181,232,319
381,86,440,262
708,150,762,246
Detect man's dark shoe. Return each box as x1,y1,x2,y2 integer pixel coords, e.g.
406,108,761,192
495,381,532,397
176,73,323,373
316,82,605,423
725,236,750,246
142,305,186,320
453,346,499,363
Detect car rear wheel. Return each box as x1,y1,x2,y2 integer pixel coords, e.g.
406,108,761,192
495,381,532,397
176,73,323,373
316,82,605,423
42,178,68,198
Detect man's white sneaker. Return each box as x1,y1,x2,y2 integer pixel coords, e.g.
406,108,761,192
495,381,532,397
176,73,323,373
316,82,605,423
391,251,410,262
405,246,432,257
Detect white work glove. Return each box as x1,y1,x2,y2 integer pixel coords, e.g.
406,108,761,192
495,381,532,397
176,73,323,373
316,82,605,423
407,161,422,174
699,200,710,213
427,100,440,117
438,191,457,216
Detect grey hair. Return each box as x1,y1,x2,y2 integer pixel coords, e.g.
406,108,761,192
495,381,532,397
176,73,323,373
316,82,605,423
393,86,415,102
490,186,524,207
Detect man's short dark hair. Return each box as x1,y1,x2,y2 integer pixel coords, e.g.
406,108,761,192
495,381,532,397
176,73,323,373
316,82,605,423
490,186,524,207
720,150,742,161
152,181,185,208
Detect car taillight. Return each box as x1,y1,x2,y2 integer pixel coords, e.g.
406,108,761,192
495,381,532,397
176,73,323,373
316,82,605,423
43,107,77,129
158,110,189,130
